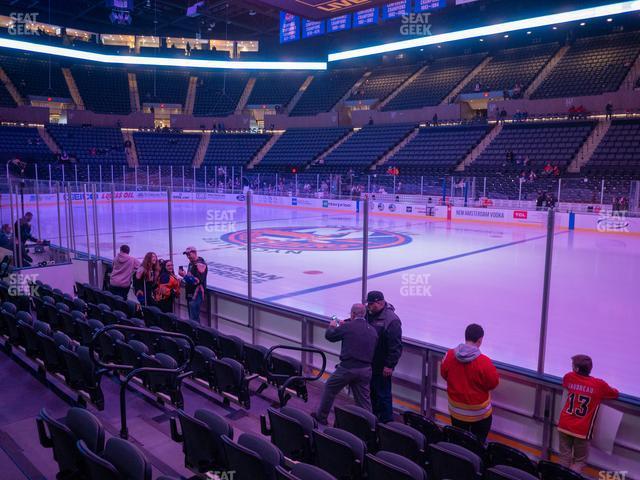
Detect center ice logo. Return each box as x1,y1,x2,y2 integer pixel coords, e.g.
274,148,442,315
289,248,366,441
221,226,412,251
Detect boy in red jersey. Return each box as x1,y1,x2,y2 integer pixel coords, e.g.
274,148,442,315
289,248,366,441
441,324,499,443
557,355,619,473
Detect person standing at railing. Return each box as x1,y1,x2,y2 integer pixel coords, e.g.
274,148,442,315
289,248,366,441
557,355,619,474
109,244,140,300
441,323,499,443
366,290,403,423
312,303,378,426
134,252,160,306
179,246,208,323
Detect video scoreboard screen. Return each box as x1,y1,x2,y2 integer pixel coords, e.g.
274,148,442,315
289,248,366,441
279,11,300,43
353,7,379,28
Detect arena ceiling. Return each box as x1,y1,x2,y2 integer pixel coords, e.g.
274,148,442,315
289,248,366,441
0,0,281,39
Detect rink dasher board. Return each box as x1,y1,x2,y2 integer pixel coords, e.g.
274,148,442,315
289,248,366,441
4,192,640,234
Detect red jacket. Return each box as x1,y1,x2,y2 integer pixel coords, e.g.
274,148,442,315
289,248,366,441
558,371,619,439
441,345,499,422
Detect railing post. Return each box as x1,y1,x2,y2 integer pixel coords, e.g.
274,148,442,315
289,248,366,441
246,191,253,301
82,184,91,258
557,178,562,204
135,167,138,190
146,165,150,190
91,183,101,259
111,183,117,258
56,183,63,252
181,165,185,192
204,166,208,193
361,196,369,303
600,179,605,205
167,188,174,264
537,209,555,376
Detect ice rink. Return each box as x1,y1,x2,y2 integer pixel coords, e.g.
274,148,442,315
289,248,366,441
12,194,640,399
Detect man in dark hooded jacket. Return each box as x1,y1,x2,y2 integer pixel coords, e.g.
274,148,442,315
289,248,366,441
365,291,402,423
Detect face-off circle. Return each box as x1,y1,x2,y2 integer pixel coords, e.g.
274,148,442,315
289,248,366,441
221,226,412,251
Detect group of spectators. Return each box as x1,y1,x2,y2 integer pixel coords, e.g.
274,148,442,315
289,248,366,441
317,291,617,475
109,245,208,323
536,191,557,209
0,212,46,267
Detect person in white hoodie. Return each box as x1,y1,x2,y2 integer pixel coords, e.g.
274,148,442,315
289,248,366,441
109,245,140,300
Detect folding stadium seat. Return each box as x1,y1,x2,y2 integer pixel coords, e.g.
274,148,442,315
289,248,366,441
142,305,162,328
222,432,285,480
218,333,245,361
487,465,539,480
19,317,49,359
77,318,104,346
59,345,106,409
403,411,443,445
33,294,54,320
175,318,199,342
334,405,378,452
77,437,151,480
312,427,366,480
157,311,178,332
377,421,426,465
170,408,233,472
537,460,585,480
443,424,486,458
262,406,317,462
42,301,63,330
141,352,184,407
428,441,483,480
191,345,217,387
158,334,191,364
276,463,338,480
37,407,105,479
244,343,270,393
63,310,86,342
270,353,309,403
101,308,127,327
212,357,251,408
97,328,124,363
87,303,111,324
116,339,149,370
487,442,538,475
38,331,72,374
1,302,20,344
366,451,427,480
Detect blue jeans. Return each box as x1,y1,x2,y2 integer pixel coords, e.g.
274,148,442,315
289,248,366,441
370,372,393,423
188,290,203,323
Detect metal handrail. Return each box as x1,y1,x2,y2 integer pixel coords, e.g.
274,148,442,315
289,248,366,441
265,345,327,407
89,324,195,439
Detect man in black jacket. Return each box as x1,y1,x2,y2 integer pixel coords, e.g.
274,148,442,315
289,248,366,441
313,303,378,425
366,291,403,423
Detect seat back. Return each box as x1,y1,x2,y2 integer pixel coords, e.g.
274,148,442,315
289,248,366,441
443,425,486,459
219,334,244,361
77,439,119,480
267,407,314,461
196,326,220,354
36,409,83,476
191,345,216,385
177,409,231,472
487,465,539,480
365,452,419,480
102,437,152,480
334,405,377,451
403,411,443,445
312,428,365,479
222,434,282,480
378,422,425,463
487,442,537,475
428,442,482,480
213,357,250,408
290,463,339,480
538,460,585,480
244,343,268,376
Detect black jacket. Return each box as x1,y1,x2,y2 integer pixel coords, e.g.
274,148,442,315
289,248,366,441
366,303,403,373
325,316,378,369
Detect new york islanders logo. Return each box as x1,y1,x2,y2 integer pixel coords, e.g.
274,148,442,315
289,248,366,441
221,226,411,251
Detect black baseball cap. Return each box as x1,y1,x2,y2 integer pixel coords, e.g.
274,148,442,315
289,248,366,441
366,291,384,303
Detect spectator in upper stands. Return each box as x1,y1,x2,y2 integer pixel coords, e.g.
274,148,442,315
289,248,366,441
618,196,629,212
109,244,140,300
499,108,507,123
14,212,39,246
313,303,379,425
474,82,481,92
134,252,160,306
605,103,613,120
368,116,374,125
154,259,180,313
186,42,192,56
179,246,208,323
546,193,556,209
536,192,547,210
432,113,439,126
558,355,619,473
441,323,499,443
366,291,403,423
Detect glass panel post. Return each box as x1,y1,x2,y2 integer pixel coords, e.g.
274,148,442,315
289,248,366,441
537,209,555,374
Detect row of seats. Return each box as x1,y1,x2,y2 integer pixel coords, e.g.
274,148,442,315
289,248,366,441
133,132,201,165
46,124,128,164
0,53,70,99
290,69,364,117
247,72,308,107
586,118,640,174
136,68,191,107
349,64,420,102
203,132,272,166
71,64,132,115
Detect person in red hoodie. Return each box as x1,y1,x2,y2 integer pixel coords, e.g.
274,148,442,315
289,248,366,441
441,324,499,443
557,354,619,473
